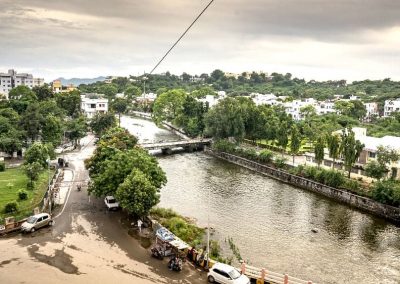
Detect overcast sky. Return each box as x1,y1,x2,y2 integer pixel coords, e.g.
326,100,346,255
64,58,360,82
1,0,399,82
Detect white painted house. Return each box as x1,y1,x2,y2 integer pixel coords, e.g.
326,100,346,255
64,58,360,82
81,94,108,119
384,99,400,117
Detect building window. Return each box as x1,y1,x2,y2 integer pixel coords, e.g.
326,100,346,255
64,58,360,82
369,152,376,158
90,104,96,108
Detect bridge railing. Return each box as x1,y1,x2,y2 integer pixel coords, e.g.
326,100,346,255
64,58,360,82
243,264,315,284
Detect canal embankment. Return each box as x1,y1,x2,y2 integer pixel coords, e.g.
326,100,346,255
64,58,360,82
206,148,400,224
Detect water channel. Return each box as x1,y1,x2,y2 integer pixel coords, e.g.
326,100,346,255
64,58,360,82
121,116,400,284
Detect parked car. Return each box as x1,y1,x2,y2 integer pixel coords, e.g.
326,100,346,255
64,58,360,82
207,262,250,284
104,196,120,210
21,213,53,233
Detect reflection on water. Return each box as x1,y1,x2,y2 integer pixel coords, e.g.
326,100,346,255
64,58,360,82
123,116,400,284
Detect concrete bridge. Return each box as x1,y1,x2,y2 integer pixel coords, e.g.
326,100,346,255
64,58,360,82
141,139,212,154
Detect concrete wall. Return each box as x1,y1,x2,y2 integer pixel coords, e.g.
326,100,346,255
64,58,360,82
206,149,400,224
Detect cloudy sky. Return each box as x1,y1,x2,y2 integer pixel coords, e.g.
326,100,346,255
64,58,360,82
1,0,399,81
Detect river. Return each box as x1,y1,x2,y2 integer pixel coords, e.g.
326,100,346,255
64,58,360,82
121,116,400,284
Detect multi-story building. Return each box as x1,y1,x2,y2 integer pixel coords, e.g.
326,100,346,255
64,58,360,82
52,80,77,94
364,102,379,120
0,69,44,99
316,101,336,115
284,98,317,120
384,99,400,117
81,94,109,119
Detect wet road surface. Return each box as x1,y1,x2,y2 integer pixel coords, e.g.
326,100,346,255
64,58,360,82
0,134,207,284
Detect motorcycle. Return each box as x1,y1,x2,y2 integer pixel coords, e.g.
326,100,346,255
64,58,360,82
151,246,164,260
168,255,183,272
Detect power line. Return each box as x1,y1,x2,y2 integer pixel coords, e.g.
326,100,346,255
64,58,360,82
149,0,215,75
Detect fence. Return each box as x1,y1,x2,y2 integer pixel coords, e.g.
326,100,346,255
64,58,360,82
244,264,314,284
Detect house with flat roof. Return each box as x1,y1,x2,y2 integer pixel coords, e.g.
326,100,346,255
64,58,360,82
81,93,108,119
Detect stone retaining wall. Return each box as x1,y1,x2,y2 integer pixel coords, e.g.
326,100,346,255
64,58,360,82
206,149,400,224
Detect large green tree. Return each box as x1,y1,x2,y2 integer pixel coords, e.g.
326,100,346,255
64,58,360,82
314,136,325,167
111,98,128,126
326,133,341,168
341,129,364,177
90,113,117,136
290,125,301,165
152,89,186,124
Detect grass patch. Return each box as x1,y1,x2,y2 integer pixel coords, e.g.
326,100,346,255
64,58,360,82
0,167,53,222
150,207,205,247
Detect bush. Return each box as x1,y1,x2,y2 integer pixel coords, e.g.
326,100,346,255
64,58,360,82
324,170,345,188
18,189,28,200
371,181,400,206
242,148,258,160
162,216,204,247
259,150,274,163
0,162,5,172
344,179,360,192
212,140,236,153
150,207,179,219
26,181,35,190
274,157,287,168
4,201,18,213
304,166,318,179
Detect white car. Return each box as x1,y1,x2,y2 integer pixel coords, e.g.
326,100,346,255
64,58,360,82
207,262,250,284
104,196,119,210
21,213,53,233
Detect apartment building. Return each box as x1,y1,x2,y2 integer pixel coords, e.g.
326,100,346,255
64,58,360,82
81,94,109,119
384,99,400,117
0,69,44,99
364,102,379,120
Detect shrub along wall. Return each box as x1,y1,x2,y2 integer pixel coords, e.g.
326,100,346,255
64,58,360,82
206,149,400,224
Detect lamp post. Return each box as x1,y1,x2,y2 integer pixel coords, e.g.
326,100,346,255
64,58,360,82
47,158,51,215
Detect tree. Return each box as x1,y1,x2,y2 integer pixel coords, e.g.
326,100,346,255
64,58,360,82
20,103,42,141
365,161,387,180
290,125,301,165
341,129,364,177
24,143,55,168
300,105,317,120
66,115,87,147
23,161,42,187
41,114,63,146
90,113,117,136
326,133,341,168
56,90,81,117
115,168,159,217
314,136,325,167
376,146,400,179
8,86,37,101
152,89,187,124
204,98,246,141
277,124,289,155
98,84,118,99
124,85,141,100
111,98,128,126
210,69,225,82
32,85,54,101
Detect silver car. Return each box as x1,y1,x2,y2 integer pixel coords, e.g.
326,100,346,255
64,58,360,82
21,213,53,233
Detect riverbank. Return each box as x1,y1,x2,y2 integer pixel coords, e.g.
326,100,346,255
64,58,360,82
206,148,400,224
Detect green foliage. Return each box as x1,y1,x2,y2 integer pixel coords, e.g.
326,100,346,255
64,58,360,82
212,140,236,153
65,115,87,146
90,112,117,136
314,136,325,167
152,89,187,124
115,169,159,217
23,162,43,187
341,129,364,177
364,161,388,180
32,85,54,101
298,166,345,188
18,189,28,200
274,157,287,168
372,180,400,207
24,143,54,168
228,237,242,262
150,207,179,219
162,216,205,247
344,179,360,192
0,162,5,172
56,90,82,117
4,201,18,213
259,149,274,163
326,133,341,166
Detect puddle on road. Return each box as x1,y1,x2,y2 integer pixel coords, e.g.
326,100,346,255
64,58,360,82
28,245,80,275
0,258,19,267
127,229,152,249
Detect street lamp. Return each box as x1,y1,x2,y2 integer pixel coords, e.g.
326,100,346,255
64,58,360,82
46,157,51,215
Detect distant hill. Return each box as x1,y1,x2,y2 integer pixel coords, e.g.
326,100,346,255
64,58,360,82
54,76,106,86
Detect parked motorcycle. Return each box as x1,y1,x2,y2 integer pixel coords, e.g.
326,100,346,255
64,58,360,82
168,255,183,272
151,246,164,260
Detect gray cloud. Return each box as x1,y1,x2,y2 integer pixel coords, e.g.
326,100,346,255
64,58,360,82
0,0,399,80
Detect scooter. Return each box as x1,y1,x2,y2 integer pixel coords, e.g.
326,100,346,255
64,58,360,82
168,255,183,272
151,246,164,260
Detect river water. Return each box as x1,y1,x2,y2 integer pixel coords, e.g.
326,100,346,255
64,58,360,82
121,116,400,284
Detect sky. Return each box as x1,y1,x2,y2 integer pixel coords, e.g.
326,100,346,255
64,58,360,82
1,0,400,82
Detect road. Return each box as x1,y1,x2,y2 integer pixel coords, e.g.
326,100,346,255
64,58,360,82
0,134,207,284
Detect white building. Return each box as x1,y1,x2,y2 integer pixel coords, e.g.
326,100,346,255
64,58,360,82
0,69,44,99
251,93,278,106
284,98,317,120
364,102,379,120
81,94,109,119
384,99,400,117
316,101,336,115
